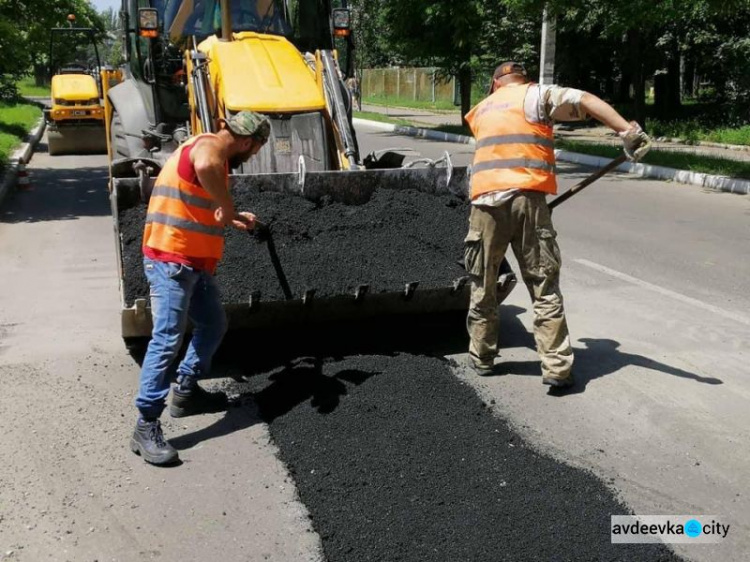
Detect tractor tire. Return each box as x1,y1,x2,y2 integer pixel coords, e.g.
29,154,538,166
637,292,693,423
110,109,130,160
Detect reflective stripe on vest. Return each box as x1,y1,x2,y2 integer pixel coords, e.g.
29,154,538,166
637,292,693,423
145,212,224,236
143,134,226,260
150,185,215,210
465,83,557,198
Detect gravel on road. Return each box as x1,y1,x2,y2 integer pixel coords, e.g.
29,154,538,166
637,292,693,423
218,353,683,562
118,186,469,306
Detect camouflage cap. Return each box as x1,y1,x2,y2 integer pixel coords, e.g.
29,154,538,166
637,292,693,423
224,111,271,143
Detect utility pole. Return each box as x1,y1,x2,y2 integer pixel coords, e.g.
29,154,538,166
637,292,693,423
539,5,556,85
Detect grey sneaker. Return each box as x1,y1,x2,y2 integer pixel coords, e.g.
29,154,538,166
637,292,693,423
130,419,179,465
170,382,228,418
542,375,575,388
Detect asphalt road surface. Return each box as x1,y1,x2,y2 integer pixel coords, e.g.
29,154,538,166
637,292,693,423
0,123,747,561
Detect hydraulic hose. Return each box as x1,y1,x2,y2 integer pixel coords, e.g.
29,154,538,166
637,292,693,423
320,50,359,170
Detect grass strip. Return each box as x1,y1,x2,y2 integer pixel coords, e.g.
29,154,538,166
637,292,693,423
0,102,43,173
558,140,750,180
362,94,459,112
646,119,750,146
15,77,49,98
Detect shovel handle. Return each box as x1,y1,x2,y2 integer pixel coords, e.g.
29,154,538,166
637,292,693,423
548,154,628,210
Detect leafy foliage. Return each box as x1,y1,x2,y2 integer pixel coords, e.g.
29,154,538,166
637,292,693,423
349,0,750,127
0,0,105,99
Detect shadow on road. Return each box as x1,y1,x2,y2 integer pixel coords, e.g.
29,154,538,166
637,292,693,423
0,164,110,224
488,332,721,393
570,337,723,391
0,121,31,139
171,356,380,450
135,311,468,449
128,311,471,372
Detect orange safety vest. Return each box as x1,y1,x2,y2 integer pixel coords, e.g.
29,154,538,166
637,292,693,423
143,134,226,260
465,83,557,199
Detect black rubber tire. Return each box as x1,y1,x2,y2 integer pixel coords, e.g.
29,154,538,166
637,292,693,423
110,109,130,160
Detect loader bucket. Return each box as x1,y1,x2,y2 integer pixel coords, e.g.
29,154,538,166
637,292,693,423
48,122,107,156
112,166,517,339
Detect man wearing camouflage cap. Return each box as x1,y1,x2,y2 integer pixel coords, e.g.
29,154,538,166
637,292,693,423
130,111,270,465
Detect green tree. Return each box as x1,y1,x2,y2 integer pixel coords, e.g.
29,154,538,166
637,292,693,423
16,0,105,86
100,7,124,68
0,1,31,98
507,0,749,123
366,0,486,123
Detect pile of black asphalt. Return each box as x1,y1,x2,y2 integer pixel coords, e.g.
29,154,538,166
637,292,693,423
216,349,683,562
117,186,469,306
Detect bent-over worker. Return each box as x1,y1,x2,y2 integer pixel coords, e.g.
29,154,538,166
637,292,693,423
464,61,651,388
130,111,271,465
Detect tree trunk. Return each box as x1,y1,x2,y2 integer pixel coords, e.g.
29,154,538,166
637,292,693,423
683,55,695,98
459,66,472,128
629,30,646,127
666,51,681,111
617,68,632,103
655,42,682,119
34,63,47,87
654,72,667,116
604,76,615,100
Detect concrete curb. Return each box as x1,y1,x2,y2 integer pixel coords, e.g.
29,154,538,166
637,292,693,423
553,150,750,195
354,117,750,195
0,117,46,208
353,118,475,144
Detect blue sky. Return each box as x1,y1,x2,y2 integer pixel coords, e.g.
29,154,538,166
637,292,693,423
91,0,120,12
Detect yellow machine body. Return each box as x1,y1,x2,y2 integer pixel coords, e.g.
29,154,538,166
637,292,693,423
49,74,104,122
47,73,107,155
106,3,517,342
200,32,326,114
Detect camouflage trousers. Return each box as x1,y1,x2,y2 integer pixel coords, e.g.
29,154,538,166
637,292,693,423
464,191,574,380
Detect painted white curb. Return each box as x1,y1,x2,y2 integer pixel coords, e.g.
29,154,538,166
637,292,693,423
0,117,46,207
553,150,750,195
354,117,750,195
353,118,474,145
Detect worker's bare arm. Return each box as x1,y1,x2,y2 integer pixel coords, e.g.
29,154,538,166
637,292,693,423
580,92,652,161
579,93,631,133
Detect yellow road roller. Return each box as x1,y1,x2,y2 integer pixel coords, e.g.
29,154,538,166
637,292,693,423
46,22,107,156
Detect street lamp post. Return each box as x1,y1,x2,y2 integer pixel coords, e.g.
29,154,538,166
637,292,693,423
539,5,556,85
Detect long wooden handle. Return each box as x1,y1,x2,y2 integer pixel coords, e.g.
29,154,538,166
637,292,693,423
548,154,628,210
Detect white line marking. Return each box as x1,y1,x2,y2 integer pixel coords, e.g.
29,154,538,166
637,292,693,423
575,258,750,327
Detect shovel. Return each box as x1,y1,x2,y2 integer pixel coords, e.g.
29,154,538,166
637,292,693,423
250,219,294,301
494,153,628,278
548,154,628,210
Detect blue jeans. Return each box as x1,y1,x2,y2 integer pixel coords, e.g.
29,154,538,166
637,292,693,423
136,258,227,419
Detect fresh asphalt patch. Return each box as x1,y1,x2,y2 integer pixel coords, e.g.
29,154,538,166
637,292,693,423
120,183,680,560
217,350,683,562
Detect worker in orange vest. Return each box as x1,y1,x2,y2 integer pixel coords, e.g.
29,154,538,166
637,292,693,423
464,61,651,388
131,111,271,466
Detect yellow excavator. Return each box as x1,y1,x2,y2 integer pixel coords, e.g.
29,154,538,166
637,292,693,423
104,0,515,344
46,18,108,155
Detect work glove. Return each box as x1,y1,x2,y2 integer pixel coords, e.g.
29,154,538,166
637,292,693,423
619,121,652,162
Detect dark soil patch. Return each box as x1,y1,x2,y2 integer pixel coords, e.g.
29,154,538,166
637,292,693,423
118,187,469,306
219,354,682,562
